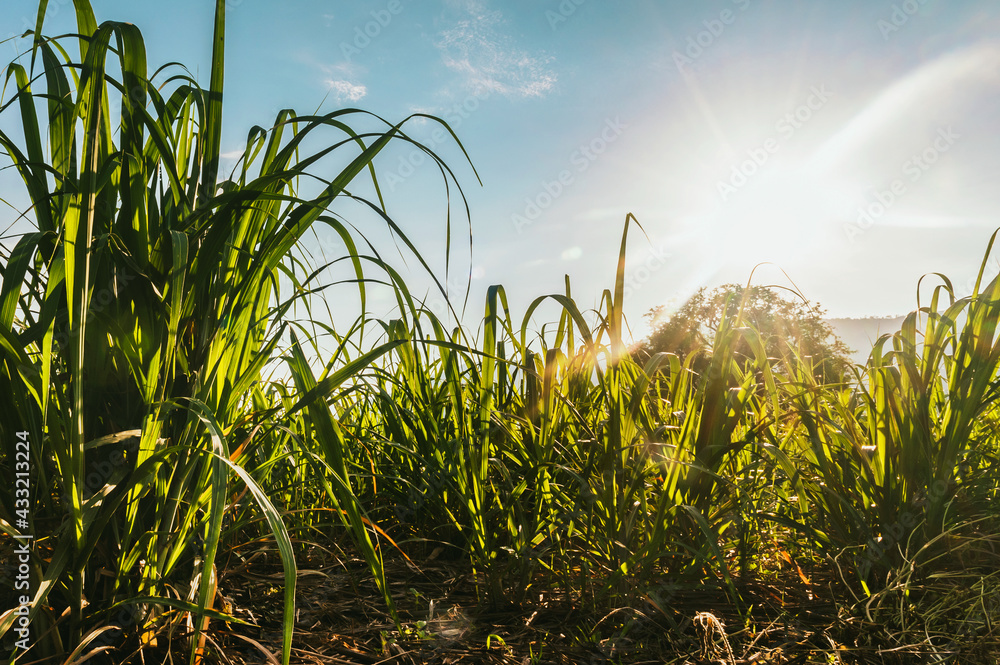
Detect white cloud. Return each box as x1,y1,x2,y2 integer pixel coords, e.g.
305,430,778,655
323,60,362,77
325,79,368,103
811,42,1000,173
435,8,556,99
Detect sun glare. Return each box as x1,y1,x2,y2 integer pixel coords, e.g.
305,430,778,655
716,166,855,262
678,156,864,292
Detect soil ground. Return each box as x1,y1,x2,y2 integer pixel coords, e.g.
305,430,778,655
104,543,941,665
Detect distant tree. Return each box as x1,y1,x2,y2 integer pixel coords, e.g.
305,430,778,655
640,284,853,381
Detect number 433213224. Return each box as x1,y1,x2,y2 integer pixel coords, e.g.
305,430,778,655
15,431,30,524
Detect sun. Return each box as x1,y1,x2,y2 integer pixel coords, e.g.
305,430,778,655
708,164,860,268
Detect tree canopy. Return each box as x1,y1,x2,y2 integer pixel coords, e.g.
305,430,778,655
640,284,854,381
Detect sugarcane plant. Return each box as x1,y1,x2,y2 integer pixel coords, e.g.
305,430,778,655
0,0,471,662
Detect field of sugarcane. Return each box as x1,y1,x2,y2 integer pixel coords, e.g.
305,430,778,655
2,1,1000,664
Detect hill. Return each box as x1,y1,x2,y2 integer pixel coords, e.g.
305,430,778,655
826,315,907,364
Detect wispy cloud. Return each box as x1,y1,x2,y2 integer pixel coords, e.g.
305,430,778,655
435,5,556,99
811,42,1000,173
294,55,370,106
325,79,368,103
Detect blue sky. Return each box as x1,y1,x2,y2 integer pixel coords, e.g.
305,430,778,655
4,0,1000,341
